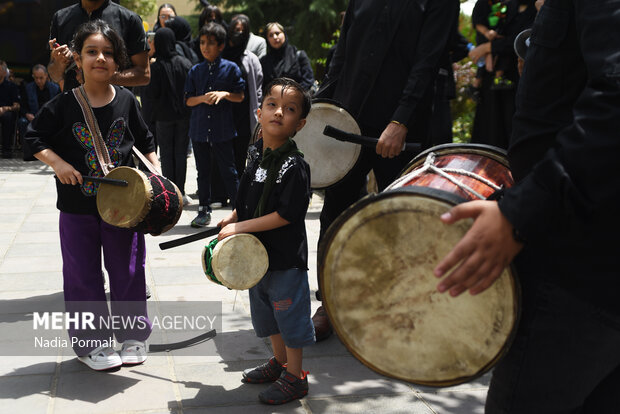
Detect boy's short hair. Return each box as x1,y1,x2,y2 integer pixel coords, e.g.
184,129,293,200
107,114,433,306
263,77,312,119
199,22,227,46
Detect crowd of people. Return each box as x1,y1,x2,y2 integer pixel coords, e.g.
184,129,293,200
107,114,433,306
1,0,619,410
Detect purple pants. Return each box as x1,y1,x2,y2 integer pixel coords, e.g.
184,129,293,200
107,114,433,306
59,212,151,355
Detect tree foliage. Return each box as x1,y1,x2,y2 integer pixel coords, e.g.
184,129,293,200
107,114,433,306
119,0,157,22
196,0,348,78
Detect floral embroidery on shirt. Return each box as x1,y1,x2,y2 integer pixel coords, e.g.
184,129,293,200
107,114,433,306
276,156,297,184
72,117,125,196
254,167,267,183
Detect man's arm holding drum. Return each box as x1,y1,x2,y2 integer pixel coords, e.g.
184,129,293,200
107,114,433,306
435,0,620,296
376,0,459,158
217,210,289,241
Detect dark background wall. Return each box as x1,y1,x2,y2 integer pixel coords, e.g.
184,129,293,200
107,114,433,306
0,0,74,80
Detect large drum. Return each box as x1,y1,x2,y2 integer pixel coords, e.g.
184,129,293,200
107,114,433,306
202,234,269,290
96,166,183,236
293,99,362,189
319,143,519,386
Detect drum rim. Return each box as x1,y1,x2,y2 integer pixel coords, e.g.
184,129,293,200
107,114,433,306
96,166,152,229
400,143,510,179
210,233,269,290
318,187,521,386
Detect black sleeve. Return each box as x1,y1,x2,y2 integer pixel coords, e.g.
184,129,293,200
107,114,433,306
296,50,315,91
471,0,490,27
498,0,620,242
275,159,312,224
128,93,155,155
124,13,149,57
24,94,64,155
451,32,470,63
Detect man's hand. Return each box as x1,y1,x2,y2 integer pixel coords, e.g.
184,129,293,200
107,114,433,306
204,91,229,105
48,39,73,68
26,113,35,122
434,200,523,297
376,121,407,158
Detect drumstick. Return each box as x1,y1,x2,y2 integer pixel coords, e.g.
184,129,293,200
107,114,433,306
323,125,421,153
82,175,129,186
159,226,220,250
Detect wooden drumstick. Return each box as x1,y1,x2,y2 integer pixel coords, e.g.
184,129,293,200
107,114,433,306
323,125,421,153
82,175,129,186
159,226,220,250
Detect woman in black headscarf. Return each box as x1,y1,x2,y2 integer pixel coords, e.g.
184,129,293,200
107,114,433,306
165,16,199,64
260,22,314,92
147,27,194,203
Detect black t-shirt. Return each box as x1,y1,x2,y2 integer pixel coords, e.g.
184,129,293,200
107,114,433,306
235,139,311,270
25,86,155,214
49,0,148,90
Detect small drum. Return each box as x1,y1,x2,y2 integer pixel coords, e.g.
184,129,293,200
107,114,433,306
202,233,269,290
294,99,361,189
96,166,183,236
319,143,519,386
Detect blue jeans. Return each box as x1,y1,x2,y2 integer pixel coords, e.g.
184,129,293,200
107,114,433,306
192,140,238,210
156,119,190,194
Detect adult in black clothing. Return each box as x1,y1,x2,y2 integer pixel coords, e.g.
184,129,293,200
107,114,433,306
165,17,200,64
435,0,620,411
48,0,150,90
190,5,228,63
147,28,193,199
312,0,460,340
430,28,470,146
0,60,20,158
468,0,536,149
260,22,314,92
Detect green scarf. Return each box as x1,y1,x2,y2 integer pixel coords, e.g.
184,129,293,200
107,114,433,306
254,139,303,218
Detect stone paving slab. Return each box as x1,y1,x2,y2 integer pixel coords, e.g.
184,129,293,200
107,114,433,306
0,157,490,413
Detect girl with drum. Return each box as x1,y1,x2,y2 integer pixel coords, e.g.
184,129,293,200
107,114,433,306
217,78,315,405
25,20,158,371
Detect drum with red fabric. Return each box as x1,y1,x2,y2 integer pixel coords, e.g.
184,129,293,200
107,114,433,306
319,143,519,386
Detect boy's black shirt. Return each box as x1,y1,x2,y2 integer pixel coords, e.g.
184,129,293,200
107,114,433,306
235,139,311,271
25,86,155,214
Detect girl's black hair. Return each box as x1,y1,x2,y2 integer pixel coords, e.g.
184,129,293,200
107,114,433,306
71,20,130,70
157,3,177,19
199,5,223,29
263,77,312,119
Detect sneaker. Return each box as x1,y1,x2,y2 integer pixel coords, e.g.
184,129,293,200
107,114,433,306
191,211,211,228
120,340,147,365
182,194,193,206
258,370,309,405
242,356,285,384
78,345,122,371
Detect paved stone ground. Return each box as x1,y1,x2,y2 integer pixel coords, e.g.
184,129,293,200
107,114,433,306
0,155,489,413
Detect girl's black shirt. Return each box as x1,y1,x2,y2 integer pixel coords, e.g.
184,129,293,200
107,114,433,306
25,86,155,214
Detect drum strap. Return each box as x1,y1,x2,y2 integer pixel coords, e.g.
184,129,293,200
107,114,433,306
72,86,161,176
387,152,502,199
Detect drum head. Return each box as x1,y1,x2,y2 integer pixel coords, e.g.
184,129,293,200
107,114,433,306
319,188,519,386
211,234,269,290
96,167,152,228
294,100,361,189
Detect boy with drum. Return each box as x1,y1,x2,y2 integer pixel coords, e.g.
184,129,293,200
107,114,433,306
217,78,314,405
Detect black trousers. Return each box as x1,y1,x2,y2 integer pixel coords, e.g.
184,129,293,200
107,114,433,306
485,253,620,413
1,110,16,154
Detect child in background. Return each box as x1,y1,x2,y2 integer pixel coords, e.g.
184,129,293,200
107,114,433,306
217,78,315,405
25,20,157,371
185,22,245,228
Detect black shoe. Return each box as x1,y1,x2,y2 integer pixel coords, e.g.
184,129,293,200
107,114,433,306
191,211,211,228
258,370,309,405
242,356,285,384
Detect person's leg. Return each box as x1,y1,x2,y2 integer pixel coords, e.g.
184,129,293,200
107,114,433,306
191,140,213,226
156,121,176,184
172,119,190,195
212,140,239,207
1,111,16,157
485,278,620,414
59,213,113,355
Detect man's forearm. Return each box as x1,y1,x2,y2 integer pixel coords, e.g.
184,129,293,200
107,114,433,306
47,59,66,83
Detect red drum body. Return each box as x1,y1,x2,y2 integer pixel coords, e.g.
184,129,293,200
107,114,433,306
319,144,519,386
